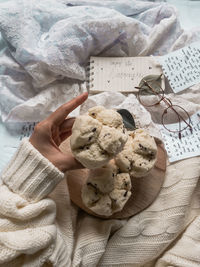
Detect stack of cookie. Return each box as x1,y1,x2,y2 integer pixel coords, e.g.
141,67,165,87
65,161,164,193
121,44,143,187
70,106,157,216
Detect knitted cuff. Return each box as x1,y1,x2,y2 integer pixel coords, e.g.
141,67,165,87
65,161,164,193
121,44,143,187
2,138,64,202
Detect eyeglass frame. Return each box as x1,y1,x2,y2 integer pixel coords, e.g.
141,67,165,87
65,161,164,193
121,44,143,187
135,76,193,139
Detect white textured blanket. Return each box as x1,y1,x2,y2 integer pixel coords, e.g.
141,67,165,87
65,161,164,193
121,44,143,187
0,0,200,266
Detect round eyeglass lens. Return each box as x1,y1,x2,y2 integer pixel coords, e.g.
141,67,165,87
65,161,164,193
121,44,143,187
162,105,191,133
138,86,164,107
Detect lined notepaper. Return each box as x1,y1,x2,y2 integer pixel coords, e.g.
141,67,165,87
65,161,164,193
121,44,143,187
88,56,164,93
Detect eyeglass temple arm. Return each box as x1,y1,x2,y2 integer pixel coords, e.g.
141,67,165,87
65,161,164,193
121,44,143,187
135,78,164,96
143,79,163,95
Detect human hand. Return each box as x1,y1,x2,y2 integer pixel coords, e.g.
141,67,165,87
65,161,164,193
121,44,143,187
29,92,88,172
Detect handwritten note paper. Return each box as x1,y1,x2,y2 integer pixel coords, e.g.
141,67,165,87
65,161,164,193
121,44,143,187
88,56,164,93
159,112,200,163
19,122,37,140
159,42,200,93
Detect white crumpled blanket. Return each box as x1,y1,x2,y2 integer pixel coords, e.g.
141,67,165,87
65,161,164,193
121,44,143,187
0,0,200,266
1,0,197,122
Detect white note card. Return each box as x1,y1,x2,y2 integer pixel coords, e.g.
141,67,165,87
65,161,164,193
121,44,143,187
159,42,200,93
159,112,200,163
89,56,164,92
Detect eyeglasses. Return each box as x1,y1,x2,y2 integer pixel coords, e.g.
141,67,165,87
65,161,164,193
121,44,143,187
135,75,193,139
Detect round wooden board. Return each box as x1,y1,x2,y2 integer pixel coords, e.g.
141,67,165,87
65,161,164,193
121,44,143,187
60,139,167,219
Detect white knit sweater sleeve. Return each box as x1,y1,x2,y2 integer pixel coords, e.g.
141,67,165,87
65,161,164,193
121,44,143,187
0,138,64,266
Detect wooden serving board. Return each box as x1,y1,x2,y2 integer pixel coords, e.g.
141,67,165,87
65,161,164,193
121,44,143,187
60,139,167,219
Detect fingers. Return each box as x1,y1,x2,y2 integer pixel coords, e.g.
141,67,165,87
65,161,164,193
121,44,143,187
59,117,75,133
48,92,88,125
59,131,72,143
59,117,75,143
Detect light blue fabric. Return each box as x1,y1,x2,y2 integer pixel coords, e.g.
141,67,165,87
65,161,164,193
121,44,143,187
167,0,200,30
0,120,21,174
0,120,36,174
